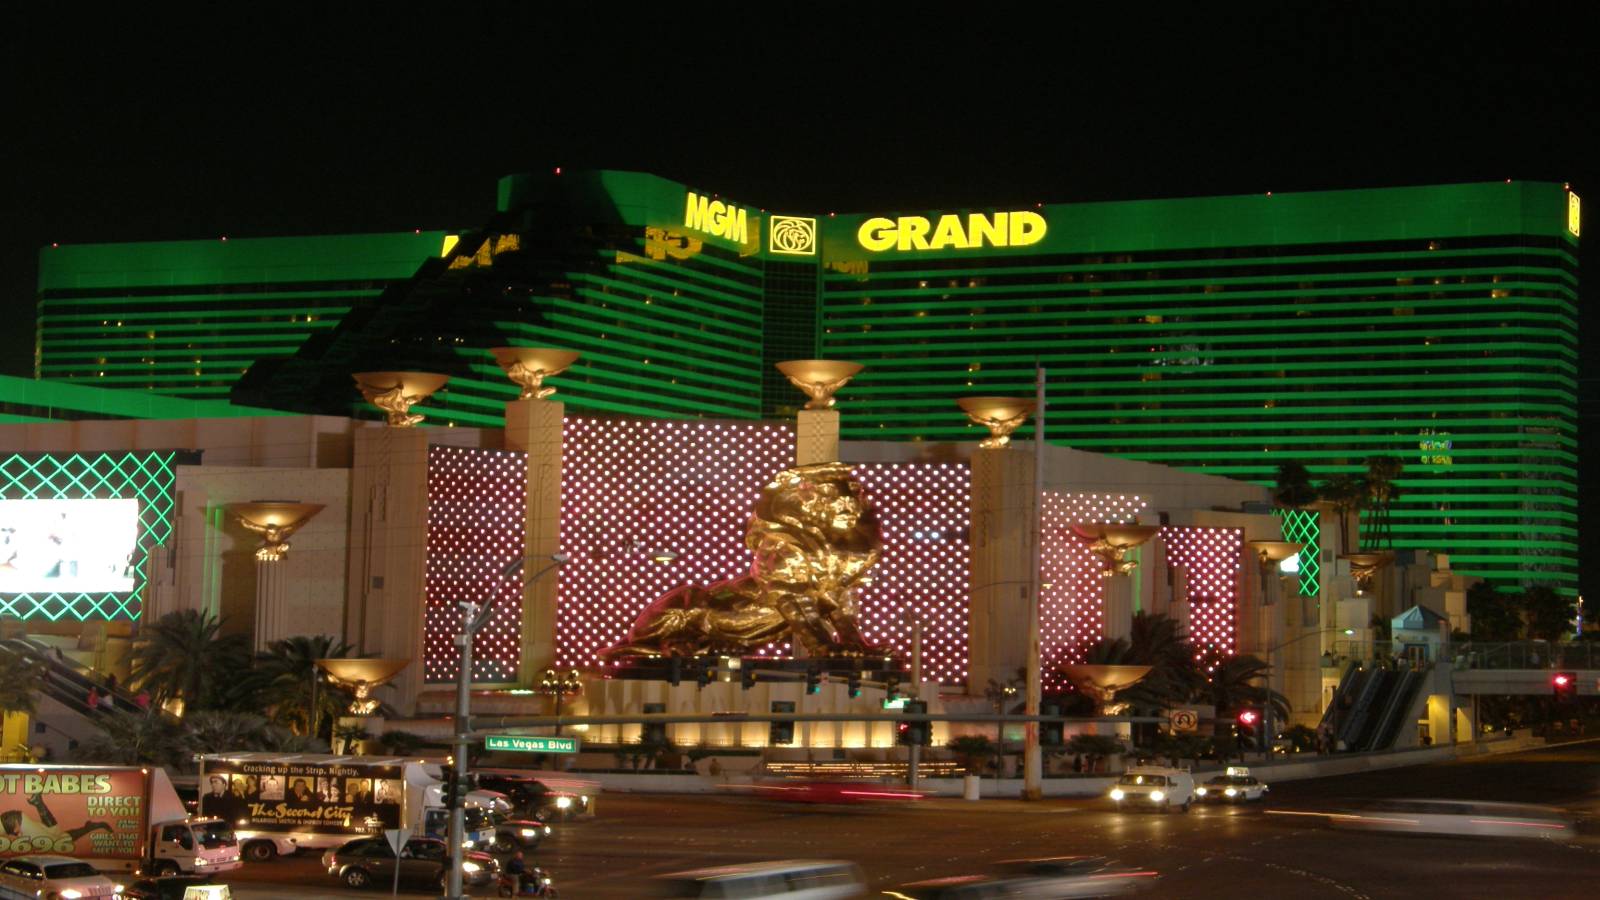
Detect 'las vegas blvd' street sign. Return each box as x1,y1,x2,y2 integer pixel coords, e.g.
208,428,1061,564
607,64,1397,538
484,734,580,754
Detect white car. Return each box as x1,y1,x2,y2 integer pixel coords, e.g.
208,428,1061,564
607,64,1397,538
1108,766,1195,813
1195,766,1269,803
0,855,124,899
1328,799,1574,840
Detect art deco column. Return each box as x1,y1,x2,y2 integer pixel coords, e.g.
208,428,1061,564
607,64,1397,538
959,397,1036,692
1073,525,1161,643
492,348,578,685
1248,540,1304,711
348,371,447,715
227,501,324,653
776,360,862,466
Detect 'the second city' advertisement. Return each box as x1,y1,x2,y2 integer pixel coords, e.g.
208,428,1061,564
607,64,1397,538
200,762,404,835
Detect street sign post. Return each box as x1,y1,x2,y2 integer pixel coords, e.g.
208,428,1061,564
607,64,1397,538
485,734,581,754
383,827,412,896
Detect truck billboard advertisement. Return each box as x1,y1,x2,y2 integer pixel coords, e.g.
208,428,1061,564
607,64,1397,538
0,767,146,862
198,759,403,836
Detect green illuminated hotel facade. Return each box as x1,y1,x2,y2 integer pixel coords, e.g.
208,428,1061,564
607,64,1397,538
31,172,1580,593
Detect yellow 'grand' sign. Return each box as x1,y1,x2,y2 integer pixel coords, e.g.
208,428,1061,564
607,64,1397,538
685,192,749,244
857,210,1047,252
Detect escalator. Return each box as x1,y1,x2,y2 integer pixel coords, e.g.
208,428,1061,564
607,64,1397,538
1,636,162,721
1317,660,1361,737
1334,666,1389,750
1361,668,1425,751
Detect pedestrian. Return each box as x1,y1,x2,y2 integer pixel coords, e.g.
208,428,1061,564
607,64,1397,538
97,690,115,712
86,686,99,710
105,672,118,693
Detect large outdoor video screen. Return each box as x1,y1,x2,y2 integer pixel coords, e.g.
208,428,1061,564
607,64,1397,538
0,499,139,593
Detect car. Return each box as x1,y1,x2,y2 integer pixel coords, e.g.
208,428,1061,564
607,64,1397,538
320,835,498,890
1195,766,1269,803
0,855,125,899
1107,766,1195,812
749,780,925,805
122,877,231,900
884,856,1160,899
473,773,595,821
1325,799,1575,840
653,859,865,898
466,807,553,853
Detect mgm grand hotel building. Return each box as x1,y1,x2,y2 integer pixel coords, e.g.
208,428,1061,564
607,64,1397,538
26,171,1579,600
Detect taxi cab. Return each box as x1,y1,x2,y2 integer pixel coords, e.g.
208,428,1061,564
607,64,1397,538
1195,766,1269,803
1107,766,1195,813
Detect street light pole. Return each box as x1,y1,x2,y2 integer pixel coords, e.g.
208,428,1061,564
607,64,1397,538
446,552,567,900
1023,364,1045,800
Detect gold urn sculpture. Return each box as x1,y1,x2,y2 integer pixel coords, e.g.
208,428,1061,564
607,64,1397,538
227,501,325,562
1249,540,1304,568
490,347,580,400
1071,524,1162,577
1060,664,1153,717
776,359,864,410
956,396,1036,449
353,371,449,427
315,658,411,716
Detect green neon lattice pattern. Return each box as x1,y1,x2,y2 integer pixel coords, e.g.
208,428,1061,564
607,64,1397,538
0,451,176,621
1276,508,1321,598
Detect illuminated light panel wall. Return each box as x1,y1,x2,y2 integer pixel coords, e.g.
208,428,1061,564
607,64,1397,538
0,451,177,621
1276,508,1321,597
423,445,527,683
1037,492,1149,684
37,232,448,399
1161,526,1244,658
820,182,1578,594
851,463,970,685
555,418,793,668
553,418,974,681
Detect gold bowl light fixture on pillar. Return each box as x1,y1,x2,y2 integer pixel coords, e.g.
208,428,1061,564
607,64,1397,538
490,348,581,400
1059,664,1153,717
315,658,412,716
1249,540,1305,570
353,371,450,427
1071,524,1162,577
955,396,1037,449
1338,551,1393,594
776,359,864,410
227,501,326,562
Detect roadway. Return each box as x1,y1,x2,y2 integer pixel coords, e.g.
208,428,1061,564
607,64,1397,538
226,741,1600,898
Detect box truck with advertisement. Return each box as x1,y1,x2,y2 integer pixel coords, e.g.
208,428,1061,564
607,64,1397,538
0,764,241,877
195,753,501,862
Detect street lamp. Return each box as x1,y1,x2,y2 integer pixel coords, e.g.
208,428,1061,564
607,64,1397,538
538,668,583,734
446,551,567,900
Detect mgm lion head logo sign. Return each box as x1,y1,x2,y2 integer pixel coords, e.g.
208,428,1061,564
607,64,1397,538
602,461,884,659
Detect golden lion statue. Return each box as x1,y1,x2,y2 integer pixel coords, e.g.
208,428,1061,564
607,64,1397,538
602,461,884,658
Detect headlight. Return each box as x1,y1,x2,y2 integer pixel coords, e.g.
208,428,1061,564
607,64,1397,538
61,891,84,899
555,796,573,809
1225,788,1238,797
1196,787,1207,796
1150,791,1165,802
520,828,539,837
462,861,482,873
543,825,552,834
196,856,209,865
1109,789,1125,801
579,795,589,804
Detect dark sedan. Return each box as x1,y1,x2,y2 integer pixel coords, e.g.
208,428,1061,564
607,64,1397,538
321,836,497,890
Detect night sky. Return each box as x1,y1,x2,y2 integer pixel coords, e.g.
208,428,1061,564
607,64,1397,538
3,7,1594,593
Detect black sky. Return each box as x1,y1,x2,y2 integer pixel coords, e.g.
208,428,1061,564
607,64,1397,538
3,5,1594,592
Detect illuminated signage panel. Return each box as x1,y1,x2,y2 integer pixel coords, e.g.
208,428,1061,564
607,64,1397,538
684,192,751,246
1569,191,1581,237
856,210,1047,253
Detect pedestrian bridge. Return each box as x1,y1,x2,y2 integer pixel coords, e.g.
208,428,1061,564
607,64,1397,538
1447,642,1598,696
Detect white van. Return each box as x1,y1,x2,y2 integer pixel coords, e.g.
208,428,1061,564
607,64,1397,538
1108,766,1195,812
653,859,866,899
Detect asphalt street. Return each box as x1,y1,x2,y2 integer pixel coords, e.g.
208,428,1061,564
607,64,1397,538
226,742,1600,899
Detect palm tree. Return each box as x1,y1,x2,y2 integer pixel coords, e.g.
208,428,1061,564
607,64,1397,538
0,650,41,718
1272,461,1319,510
76,711,184,767
1318,473,1366,553
127,609,252,714
1362,456,1404,549
1200,653,1290,725
254,634,357,738
1078,613,1205,715
177,710,272,755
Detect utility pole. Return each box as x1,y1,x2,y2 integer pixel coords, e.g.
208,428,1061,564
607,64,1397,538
446,553,566,900
1023,364,1045,800
905,611,923,789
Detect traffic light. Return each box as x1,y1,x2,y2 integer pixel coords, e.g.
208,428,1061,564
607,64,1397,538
741,667,758,690
769,701,795,746
884,673,902,701
668,656,682,687
898,699,931,746
441,766,462,809
847,672,861,699
1236,708,1260,747
1040,702,1064,747
1552,672,1578,702
695,661,713,689
805,668,821,695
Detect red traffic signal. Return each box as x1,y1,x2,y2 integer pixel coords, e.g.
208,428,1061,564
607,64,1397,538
1552,673,1571,688
1237,709,1260,727
1553,672,1577,700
